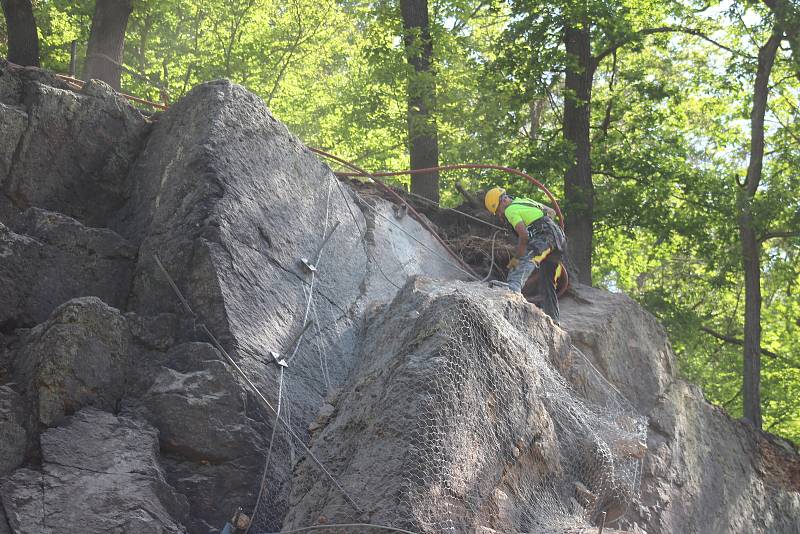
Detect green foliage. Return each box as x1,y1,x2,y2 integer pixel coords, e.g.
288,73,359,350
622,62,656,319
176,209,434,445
4,0,799,443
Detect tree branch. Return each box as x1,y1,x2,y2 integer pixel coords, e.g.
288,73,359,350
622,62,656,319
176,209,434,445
759,229,800,242
594,26,753,66
700,326,779,358
599,49,617,139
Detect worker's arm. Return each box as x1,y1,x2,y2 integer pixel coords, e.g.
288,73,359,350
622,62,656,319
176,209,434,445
514,222,528,258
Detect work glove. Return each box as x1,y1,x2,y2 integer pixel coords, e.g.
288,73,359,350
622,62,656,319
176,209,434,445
507,256,520,270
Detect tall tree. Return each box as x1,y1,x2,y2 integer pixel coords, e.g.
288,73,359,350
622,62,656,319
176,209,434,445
400,0,440,202
739,25,782,428
737,0,800,429
500,0,684,284
1,0,39,66
563,20,594,284
84,0,133,90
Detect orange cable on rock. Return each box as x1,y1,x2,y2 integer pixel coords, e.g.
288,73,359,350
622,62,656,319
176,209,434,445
5,60,168,110
335,163,565,230
330,159,570,296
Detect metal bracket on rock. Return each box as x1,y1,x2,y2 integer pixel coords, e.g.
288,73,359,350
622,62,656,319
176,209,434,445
267,319,314,368
269,351,289,368
300,220,341,274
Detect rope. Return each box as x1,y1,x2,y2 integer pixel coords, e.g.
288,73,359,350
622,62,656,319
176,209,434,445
264,523,421,534
332,177,401,290
286,174,335,365
480,231,501,283
4,59,169,110
395,188,508,233
332,163,565,230
246,366,284,534
152,254,363,515
570,345,632,413
86,52,168,97
351,191,480,282
248,172,339,529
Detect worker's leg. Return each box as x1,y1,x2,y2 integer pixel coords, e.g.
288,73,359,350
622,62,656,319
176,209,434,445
506,250,537,292
538,259,559,321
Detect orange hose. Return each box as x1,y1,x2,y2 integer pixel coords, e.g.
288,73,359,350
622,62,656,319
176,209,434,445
5,61,167,111
332,160,569,297
335,164,564,230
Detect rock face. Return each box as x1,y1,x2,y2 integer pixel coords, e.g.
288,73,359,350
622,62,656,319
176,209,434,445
0,62,147,227
0,61,798,534
1,408,188,534
0,386,25,477
0,208,135,329
283,278,648,533
638,381,800,534
136,342,267,533
12,297,131,428
559,284,674,414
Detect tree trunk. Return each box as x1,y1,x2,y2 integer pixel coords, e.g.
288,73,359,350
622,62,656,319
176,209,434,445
84,0,134,91
563,23,595,284
1,0,39,66
739,28,781,429
400,0,440,203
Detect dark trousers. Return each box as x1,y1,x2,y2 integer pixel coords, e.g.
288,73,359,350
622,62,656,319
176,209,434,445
506,216,565,321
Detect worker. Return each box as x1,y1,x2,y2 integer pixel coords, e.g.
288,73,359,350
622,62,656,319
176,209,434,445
220,508,250,534
484,187,566,321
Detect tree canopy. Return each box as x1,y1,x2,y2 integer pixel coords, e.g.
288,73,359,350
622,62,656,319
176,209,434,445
1,0,798,443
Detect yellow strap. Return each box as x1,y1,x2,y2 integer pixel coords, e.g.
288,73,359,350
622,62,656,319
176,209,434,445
533,247,552,264
554,263,562,284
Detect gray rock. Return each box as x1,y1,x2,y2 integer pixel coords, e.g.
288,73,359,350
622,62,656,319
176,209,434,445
0,386,26,476
0,208,135,328
0,222,41,329
116,79,467,529
141,343,262,462
0,509,10,534
0,102,26,182
0,63,147,227
283,278,800,534
634,381,800,534
12,297,131,427
0,61,24,104
560,283,676,414
137,342,266,531
282,278,632,533
121,81,372,434
0,408,188,534
1,66,797,534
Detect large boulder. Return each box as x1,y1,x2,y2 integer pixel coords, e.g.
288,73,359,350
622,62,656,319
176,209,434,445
0,408,188,533
560,283,675,414
635,381,800,534
0,63,147,226
114,79,467,530
0,209,135,329
559,285,800,534
283,278,647,533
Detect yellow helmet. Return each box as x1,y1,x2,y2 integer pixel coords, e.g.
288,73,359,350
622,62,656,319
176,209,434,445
484,187,506,214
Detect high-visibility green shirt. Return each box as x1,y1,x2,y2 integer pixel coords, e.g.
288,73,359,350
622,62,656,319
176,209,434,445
504,197,545,228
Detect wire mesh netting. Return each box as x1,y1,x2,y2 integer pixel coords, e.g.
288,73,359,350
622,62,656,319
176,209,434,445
397,298,647,533
228,178,647,533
